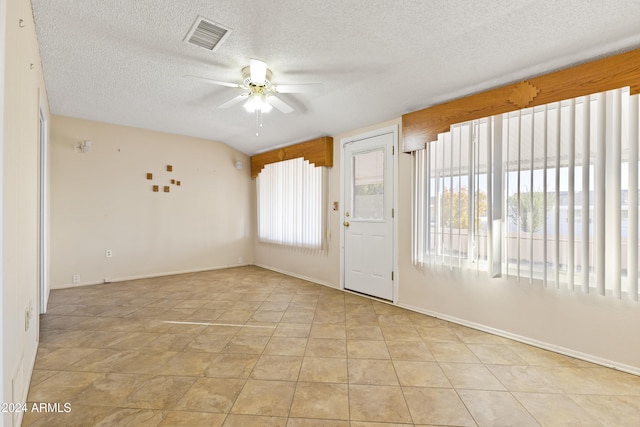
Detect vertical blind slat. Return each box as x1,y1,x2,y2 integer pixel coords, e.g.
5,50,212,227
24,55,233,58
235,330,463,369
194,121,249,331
628,94,639,301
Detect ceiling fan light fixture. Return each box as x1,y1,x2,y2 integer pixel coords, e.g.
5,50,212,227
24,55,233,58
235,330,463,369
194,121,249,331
249,59,268,86
243,93,272,112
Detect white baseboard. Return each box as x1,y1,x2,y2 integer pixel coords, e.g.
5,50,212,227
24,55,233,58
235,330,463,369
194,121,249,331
399,303,640,377
253,264,337,289
52,263,251,289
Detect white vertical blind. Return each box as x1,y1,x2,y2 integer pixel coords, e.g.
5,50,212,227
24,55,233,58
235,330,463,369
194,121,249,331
411,86,640,301
629,94,639,301
257,157,326,249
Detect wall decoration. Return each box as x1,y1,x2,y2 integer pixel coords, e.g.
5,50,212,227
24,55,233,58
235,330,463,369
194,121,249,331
147,165,182,192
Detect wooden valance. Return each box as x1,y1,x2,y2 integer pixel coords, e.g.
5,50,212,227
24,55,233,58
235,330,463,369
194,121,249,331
402,48,640,152
250,136,333,178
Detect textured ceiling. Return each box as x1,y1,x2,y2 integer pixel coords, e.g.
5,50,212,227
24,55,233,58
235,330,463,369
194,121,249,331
32,0,640,155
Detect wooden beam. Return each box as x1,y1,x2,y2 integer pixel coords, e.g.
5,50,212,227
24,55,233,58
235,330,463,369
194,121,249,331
250,136,333,178
402,48,640,152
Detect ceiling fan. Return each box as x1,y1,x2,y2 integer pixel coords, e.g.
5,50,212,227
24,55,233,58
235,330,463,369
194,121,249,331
187,59,323,134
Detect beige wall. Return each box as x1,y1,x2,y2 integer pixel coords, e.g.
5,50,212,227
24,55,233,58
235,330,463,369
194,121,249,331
50,116,253,288
2,0,49,424
255,118,640,374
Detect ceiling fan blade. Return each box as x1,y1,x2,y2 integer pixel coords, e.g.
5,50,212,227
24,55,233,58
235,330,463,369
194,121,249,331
249,59,268,85
218,93,250,109
266,95,294,114
272,83,324,94
185,75,242,88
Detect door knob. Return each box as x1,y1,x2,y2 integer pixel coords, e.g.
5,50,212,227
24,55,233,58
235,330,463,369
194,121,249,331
343,221,350,227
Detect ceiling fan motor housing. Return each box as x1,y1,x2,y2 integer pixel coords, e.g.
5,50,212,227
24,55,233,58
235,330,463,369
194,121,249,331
242,66,272,88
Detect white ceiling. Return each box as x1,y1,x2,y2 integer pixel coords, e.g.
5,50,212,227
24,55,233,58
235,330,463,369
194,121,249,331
31,0,640,155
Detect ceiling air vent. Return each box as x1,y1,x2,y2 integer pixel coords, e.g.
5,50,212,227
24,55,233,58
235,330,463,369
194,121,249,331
184,16,232,52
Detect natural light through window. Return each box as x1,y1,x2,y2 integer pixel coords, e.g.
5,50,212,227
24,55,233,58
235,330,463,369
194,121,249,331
257,157,326,250
412,87,640,301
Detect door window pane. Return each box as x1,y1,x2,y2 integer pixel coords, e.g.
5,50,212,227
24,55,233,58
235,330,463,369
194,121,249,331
353,149,384,220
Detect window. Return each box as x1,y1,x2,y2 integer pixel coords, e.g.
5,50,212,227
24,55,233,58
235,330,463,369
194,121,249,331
256,157,326,249
413,87,640,301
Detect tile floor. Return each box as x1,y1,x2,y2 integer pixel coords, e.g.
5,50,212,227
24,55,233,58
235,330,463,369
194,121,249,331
22,266,640,426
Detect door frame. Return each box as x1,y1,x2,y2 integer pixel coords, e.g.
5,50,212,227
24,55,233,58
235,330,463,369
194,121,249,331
38,92,49,315
340,125,399,303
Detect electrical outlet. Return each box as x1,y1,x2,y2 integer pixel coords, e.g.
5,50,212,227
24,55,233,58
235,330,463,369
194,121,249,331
105,249,113,258
72,274,80,284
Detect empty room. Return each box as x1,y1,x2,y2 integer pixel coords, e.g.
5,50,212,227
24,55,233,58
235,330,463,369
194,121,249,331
3,0,640,426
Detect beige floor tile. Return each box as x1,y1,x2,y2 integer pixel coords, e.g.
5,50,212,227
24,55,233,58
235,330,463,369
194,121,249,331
508,342,578,367
185,333,232,352
346,325,384,340
428,342,481,363
349,384,412,423
122,376,195,410
251,310,285,323
535,366,637,395
21,405,113,427
222,335,270,354
467,343,527,365
287,418,349,427
250,355,303,381
66,348,138,372
28,267,640,426
487,365,562,393
416,325,461,342
347,340,390,359
95,408,165,426
112,350,178,375
27,371,102,403
458,389,539,427
159,411,226,427
305,338,346,358
72,373,147,407
380,325,423,341
298,357,348,383
289,382,349,420
514,392,602,426
281,310,316,324
403,386,476,426
313,310,346,324
348,359,399,385
386,340,435,361
393,360,451,388
204,353,260,379
174,377,245,413
273,323,312,338
452,326,508,344
143,333,194,351
217,310,254,322
223,414,287,426
345,312,380,326
570,394,640,426
157,351,214,376
33,346,97,370
440,362,506,390
264,337,308,356
231,380,296,416
309,323,346,339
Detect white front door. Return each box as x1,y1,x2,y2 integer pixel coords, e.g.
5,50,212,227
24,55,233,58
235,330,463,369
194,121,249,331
343,129,395,300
